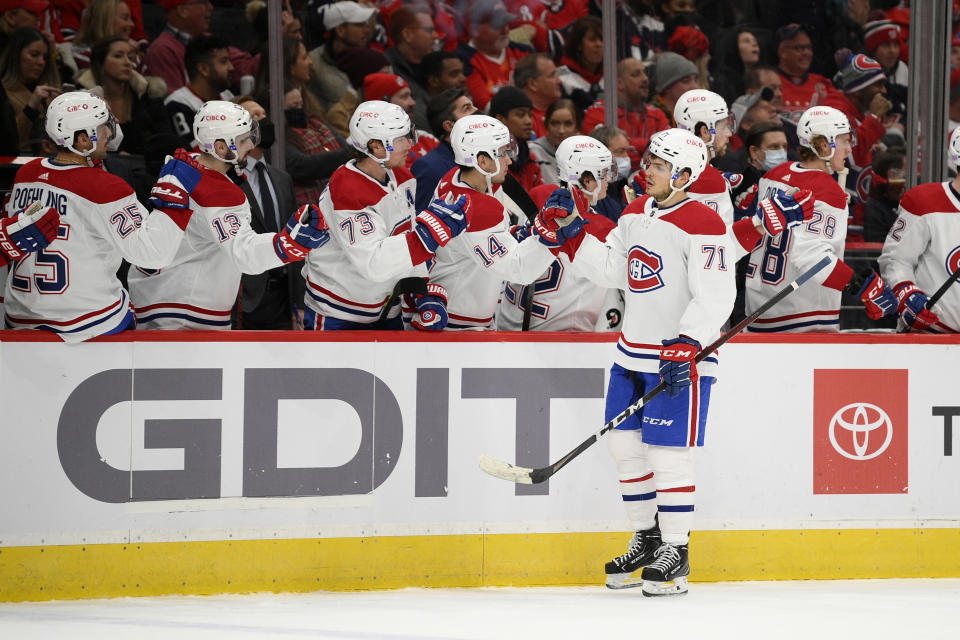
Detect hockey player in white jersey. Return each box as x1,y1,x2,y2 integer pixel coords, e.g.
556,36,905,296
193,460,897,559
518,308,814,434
3,91,200,342
567,128,734,596
496,135,618,331
128,100,330,329
745,106,897,332
877,125,960,332
301,100,468,330
422,114,586,329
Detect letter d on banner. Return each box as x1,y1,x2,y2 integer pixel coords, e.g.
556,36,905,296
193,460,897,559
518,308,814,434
813,369,908,494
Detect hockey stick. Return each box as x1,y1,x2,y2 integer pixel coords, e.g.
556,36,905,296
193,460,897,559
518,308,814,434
478,254,833,484
501,173,539,222
896,264,960,333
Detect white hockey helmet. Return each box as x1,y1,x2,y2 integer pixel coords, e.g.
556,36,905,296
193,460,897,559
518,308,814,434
193,100,260,165
674,89,733,153
347,100,416,165
450,114,516,177
949,125,960,171
556,135,615,203
642,128,708,197
45,91,117,156
797,105,855,160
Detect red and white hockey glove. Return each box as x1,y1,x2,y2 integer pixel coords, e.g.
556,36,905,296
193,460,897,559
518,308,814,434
274,203,330,263
756,188,814,236
658,336,700,398
894,282,940,331
411,282,449,331
0,204,60,264
535,188,588,247
414,195,468,253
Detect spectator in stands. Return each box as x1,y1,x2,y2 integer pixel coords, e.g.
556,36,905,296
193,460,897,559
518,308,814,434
514,52,561,140
412,87,477,211
589,124,631,222
1,26,60,152
165,35,233,147
143,0,212,94
308,0,375,108
490,86,541,191
588,0,665,62
744,121,788,180
530,97,579,186
719,86,777,167
82,36,175,164
455,0,530,111
422,50,466,98
582,57,669,171
710,25,763,105
667,25,710,90
650,51,697,125
822,53,890,172
385,5,436,132
235,97,304,330
65,0,137,74
864,19,907,118
863,147,906,242
0,81,19,155
363,72,440,168
556,15,603,112
324,46,391,138
775,24,833,123
0,0,45,55
746,66,784,115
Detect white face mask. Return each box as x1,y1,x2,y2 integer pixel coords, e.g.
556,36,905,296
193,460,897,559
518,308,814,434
761,148,787,171
614,156,632,181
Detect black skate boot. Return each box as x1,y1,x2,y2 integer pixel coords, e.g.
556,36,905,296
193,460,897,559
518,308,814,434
604,518,661,589
640,542,689,596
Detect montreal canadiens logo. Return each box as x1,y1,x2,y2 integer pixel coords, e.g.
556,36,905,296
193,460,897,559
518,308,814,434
828,402,893,461
945,245,960,276
627,245,665,293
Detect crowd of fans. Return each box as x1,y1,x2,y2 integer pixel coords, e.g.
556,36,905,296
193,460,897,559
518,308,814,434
0,0,952,332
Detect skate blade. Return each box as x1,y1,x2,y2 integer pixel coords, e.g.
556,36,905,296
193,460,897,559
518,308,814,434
605,572,644,590
641,576,688,597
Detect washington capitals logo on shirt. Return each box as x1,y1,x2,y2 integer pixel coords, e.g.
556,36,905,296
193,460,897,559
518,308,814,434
627,245,665,293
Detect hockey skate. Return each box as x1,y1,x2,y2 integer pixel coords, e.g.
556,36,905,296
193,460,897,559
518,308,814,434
604,519,661,589
640,543,689,597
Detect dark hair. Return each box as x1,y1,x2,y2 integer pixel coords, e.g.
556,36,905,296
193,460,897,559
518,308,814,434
389,5,431,44
89,35,129,83
564,16,602,66
0,27,60,88
871,147,906,176
545,98,581,129
184,34,228,81
513,52,549,91
743,64,780,92
428,87,469,138
744,121,785,151
422,51,459,81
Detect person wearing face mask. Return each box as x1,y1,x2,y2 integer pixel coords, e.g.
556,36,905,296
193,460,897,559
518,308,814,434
234,97,305,330
587,125,632,223
746,122,789,175
128,100,330,330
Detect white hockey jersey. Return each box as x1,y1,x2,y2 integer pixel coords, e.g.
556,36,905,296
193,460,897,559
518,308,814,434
2,158,186,342
687,164,735,227
496,211,619,332
745,162,849,332
425,167,557,329
573,196,735,377
878,181,960,332
128,163,286,329
301,161,429,324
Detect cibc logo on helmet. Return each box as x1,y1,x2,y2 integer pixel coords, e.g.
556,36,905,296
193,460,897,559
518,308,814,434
203,114,227,121
66,104,90,112
358,112,380,118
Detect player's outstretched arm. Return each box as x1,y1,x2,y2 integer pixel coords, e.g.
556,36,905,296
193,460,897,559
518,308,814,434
274,203,330,263
0,203,60,266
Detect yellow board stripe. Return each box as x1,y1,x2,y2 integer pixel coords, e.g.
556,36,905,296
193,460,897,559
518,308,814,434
2,529,958,602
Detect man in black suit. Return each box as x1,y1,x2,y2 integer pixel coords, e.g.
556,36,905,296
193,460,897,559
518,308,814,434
235,98,305,329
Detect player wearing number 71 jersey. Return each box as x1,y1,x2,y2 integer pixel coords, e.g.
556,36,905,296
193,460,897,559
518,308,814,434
745,106,896,332
3,92,197,342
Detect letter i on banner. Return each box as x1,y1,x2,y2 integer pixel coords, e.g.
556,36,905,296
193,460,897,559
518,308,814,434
813,369,908,495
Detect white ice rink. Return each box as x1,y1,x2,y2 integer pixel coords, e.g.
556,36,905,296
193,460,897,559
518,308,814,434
1,580,957,639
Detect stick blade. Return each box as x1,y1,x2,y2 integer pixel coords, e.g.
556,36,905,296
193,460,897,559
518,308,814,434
478,454,535,484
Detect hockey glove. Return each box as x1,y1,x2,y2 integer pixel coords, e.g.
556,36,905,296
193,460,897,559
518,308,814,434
894,282,940,331
659,336,701,398
0,204,60,262
150,152,203,210
849,269,897,320
414,195,468,253
535,188,588,247
411,282,449,331
734,182,758,212
274,203,330,263
756,189,814,236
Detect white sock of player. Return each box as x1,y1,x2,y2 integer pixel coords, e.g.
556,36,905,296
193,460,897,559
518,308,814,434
647,445,696,545
607,429,657,530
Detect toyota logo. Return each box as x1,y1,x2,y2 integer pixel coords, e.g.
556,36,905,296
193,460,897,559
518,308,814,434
828,402,893,460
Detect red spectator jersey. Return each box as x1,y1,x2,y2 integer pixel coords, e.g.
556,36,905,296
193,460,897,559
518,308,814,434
462,45,530,110
778,70,835,123
582,101,670,169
